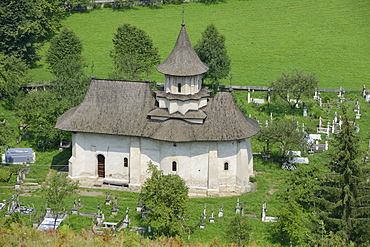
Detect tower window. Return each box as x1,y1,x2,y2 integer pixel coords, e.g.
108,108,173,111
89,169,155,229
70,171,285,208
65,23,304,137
177,83,181,93
124,157,128,167
224,162,229,170
172,161,177,171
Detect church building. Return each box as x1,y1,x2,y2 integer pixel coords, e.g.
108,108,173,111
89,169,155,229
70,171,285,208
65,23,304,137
56,23,260,197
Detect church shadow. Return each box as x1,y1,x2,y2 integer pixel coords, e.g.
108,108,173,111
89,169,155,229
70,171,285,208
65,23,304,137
51,148,72,171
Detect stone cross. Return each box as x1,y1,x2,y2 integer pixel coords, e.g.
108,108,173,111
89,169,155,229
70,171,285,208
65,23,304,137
125,207,129,220
303,106,307,117
362,85,366,97
235,198,240,214
209,206,215,223
200,214,205,229
332,120,335,133
218,204,224,218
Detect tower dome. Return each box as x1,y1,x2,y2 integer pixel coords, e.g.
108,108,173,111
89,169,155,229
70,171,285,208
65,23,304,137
156,24,209,76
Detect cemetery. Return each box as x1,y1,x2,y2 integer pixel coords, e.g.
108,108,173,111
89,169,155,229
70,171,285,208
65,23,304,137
1,86,369,245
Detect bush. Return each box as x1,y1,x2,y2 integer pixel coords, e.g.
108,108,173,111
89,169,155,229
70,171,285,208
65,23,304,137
0,168,14,182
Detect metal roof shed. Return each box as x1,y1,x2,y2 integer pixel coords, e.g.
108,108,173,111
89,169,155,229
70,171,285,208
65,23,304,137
3,148,36,164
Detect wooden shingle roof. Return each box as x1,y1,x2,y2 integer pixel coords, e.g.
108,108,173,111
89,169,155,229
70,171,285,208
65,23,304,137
56,79,260,142
156,25,209,76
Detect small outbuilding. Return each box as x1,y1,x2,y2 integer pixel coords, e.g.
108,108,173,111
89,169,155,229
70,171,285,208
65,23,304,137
2,148,36,164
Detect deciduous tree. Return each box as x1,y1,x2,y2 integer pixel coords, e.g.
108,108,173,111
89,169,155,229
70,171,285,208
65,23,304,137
226,215,252,246
110,24,160,81
141,162,189,237
257,118,306,158
42,172,79,229
0,53,28,103
194,24,231,91
0,0,63,64
269,70,318,116
275,195,310,247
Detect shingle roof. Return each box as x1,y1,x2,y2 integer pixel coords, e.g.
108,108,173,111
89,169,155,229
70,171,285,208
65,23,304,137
56,79,260,142
156,25,209,76
155,88,210,101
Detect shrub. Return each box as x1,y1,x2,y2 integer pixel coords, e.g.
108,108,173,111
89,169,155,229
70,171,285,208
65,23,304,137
0,168,14,182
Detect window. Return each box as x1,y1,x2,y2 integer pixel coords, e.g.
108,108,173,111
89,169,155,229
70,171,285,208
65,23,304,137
224,162,229,170
177,83,181,93
124,157,128,167
172,161,177,171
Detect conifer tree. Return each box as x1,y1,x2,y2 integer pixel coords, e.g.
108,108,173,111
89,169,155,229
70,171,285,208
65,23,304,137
110,24,160,81
46,28,84,78
194,24,231,91
317,107,370,245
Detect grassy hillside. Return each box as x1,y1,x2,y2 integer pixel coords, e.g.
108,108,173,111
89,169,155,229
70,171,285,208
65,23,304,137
28,0,370,89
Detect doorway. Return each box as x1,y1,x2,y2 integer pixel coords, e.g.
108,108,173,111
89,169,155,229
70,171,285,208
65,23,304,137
97,154,105,178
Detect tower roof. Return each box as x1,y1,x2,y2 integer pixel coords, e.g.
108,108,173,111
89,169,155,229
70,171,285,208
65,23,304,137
156,25,209,76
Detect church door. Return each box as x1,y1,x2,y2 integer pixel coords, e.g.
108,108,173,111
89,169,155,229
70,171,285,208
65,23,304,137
97,154,105,178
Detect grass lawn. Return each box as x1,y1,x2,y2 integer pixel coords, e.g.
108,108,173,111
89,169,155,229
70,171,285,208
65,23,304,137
28,0,370,89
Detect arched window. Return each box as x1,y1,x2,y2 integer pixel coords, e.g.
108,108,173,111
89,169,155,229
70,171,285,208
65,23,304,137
124,157,128,167
172,161,177,172
224,162,229,171
177,83,181,93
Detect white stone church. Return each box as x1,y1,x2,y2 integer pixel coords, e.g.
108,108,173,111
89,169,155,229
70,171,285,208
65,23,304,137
56,23,260,197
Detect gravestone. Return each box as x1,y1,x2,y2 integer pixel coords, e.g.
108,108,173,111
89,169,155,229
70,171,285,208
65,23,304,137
200,214,205,229
105,192,111,206
122,208,130,228
136,198,143,212
209,206,215,223
235,198,240,214
218,204,224,218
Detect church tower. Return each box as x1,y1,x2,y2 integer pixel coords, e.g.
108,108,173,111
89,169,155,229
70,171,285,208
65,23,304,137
149,23,210,123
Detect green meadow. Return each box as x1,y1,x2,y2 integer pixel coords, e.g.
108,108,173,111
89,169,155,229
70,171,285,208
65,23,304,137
2,1,370,245
29,0,370,89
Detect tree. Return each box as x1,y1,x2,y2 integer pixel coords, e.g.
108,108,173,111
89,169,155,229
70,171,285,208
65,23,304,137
269,69,318,116
226,215,252,246
140,162,189,237
110,24,160,81
42,172,79,229
16,90,65,150
46,27,90,108
0,0,63,64
46,28,84,77
194,24,231,91
257,118,306,158
0,53,28,103
275,195,310,247
316,107,370,246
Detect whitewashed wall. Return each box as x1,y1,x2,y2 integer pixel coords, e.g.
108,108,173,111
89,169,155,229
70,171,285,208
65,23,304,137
69,132,254,196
